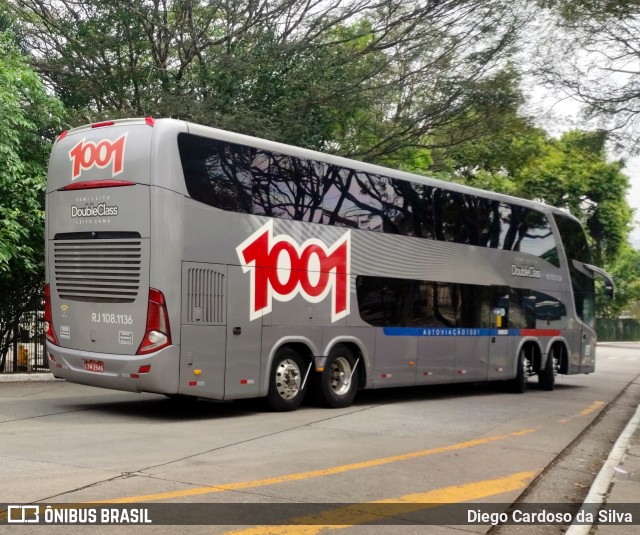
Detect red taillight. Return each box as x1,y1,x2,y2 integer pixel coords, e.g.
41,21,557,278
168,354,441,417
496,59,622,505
59,180,135,191
44,284,59,345
145,117,156,127
91,120,115,128
136,289,172,355
130,365,151,379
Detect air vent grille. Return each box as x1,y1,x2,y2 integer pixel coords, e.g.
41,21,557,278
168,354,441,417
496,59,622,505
187,267,225,324
54,239,142,303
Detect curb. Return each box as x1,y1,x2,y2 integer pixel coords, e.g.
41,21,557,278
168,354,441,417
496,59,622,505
0,373,62,383
565,403,640,534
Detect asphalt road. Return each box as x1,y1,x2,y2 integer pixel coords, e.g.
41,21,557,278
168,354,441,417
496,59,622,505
1,342,639,534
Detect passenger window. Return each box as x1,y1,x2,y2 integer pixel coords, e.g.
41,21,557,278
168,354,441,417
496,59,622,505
179,135,252,213
502,205,558,266
178,133,560,267
251,151,324,222
434,283,460,326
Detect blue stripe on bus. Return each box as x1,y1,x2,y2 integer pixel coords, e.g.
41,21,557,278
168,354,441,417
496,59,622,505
383,327,523,337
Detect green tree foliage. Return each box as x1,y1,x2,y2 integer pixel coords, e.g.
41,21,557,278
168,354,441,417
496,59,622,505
8,0,528,158
4,0,638,321
536,0,640,151
428,66,536,193
0,20,64,370
597,243,640,318
517,130,632,266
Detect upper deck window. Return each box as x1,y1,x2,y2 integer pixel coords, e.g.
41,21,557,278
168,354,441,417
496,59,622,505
178,133,558,266
553,213,592,264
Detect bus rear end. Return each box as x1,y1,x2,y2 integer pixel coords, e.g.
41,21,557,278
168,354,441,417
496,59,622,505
44,118,178,394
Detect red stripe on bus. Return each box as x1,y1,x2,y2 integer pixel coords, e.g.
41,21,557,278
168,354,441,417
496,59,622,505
520,329,561,337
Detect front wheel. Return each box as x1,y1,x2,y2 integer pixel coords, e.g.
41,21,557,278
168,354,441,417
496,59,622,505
267,347,307,412
317,344,360,408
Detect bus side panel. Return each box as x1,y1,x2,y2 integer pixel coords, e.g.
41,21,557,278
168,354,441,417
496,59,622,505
179,325,226,398
224,266,263,399
372,330,417,387
179,262,228,399
453,337,489,381
487,335,515,381
580,327,596,373
417,337,455,385
565,320,584,374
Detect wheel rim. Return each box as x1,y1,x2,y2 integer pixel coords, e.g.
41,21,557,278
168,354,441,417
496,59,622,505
329,356,352,396
520,349,531,377
275,359,301,400
552,348,560,376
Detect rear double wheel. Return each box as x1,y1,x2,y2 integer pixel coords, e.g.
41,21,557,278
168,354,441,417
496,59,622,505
507,346,530,394
267,347,308,411
538,347,558,391
316,344,360,408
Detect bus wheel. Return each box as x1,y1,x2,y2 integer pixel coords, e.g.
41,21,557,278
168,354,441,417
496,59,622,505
318,344,359,408
507,347,529,394
538,350,556,391
267,347,307,411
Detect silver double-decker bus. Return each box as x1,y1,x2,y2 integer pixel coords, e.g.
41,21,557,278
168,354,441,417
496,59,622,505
44,118,614,410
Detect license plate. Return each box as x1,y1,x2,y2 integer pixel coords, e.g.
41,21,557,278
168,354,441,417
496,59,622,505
84,360,104,373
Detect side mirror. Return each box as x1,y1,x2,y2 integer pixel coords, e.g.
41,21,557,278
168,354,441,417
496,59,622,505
584,264,615,301
605,283,614,300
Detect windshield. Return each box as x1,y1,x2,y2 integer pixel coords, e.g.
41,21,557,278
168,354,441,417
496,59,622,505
553,213,595,327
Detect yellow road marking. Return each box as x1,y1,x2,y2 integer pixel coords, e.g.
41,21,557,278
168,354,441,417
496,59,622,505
559,400,605,423
91,428,535,504
580,401,605,416
225,470,538,535
89,400,601,506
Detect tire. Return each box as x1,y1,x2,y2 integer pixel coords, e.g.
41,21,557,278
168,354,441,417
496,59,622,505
266,347,307,412
507,347,528,394
538,350,556,391
317,344,359,408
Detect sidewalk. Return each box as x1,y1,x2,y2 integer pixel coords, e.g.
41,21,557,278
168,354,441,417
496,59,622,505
567,403,640,534
0,372,60,382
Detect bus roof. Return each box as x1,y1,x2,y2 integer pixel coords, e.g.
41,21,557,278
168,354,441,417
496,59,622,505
55,117,579,224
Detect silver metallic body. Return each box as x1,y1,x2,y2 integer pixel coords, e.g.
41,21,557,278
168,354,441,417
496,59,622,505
45,118,598,400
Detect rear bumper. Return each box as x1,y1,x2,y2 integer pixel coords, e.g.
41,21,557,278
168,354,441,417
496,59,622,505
46,342,180,394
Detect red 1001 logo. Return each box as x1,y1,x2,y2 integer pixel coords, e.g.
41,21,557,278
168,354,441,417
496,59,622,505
236,221,351,322
68,133,127,180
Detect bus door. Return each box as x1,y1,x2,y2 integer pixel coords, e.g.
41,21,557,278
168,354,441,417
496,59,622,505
417,283,490,384
581,262,615,373
179,263,227,398
449,284,490,382
224,265,263,399
487,287,514,381
578,265,599,373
